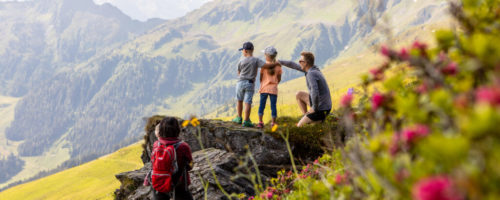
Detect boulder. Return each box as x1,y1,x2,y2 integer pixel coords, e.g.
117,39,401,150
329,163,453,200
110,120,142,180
115,119,294,200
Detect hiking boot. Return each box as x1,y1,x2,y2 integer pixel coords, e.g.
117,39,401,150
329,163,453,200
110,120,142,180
242,120,254,127
232,116,243,124
256,122,264,128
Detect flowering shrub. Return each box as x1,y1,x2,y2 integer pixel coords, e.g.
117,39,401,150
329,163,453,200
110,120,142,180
250,1,500,199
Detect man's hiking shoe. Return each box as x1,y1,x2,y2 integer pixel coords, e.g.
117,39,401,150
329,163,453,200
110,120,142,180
232,117,243,124
242,120,254,127
256,122,264,128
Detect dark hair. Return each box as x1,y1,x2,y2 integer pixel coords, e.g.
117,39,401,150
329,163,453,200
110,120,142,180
301,52,315,66
158,117,181,138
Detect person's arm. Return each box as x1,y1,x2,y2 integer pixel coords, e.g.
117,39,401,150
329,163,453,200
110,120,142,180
237,61,241,75
278,60,305,72
257,58,279,69
308,73,320,112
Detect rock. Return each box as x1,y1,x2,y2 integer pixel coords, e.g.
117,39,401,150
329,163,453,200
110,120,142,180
115,119,294,200
114,163,153,200
189,148,254,200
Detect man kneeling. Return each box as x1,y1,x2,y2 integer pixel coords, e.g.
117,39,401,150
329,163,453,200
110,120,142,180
279,52,332,127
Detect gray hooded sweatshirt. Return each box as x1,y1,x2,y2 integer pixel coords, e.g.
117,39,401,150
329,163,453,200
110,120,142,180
279,60,332,112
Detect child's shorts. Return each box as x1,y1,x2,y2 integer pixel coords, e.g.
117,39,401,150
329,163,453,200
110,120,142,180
236,80,255,104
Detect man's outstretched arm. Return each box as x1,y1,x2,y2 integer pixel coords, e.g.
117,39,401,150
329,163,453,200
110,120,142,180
278,60,305,72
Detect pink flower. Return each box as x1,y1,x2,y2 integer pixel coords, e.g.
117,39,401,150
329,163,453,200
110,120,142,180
413,176,463,200
341,93,353,107
248,197,255,200
416,83,428,94
335,174,347,185
314,159,319,164
371,92,385,111
402,124,430,145
476,86,500,106
441,62,458,75
370,67,384,80
266,191,273,199
399,47,410,61
412,41,428,50
381,45,390,57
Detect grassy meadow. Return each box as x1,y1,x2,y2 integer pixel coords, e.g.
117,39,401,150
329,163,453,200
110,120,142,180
0,142,143,200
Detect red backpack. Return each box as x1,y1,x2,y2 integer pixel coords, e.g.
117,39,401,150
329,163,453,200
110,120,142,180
150,140,183,193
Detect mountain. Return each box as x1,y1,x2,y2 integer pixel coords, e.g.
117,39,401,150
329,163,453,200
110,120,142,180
0,0,163,187
0,0,450,188
0,0,163,96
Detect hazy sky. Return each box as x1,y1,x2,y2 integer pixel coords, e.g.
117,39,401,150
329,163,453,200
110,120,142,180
93,0,213,21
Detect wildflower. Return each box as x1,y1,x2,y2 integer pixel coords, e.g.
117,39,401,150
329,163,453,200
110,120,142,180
370,67,384,81
476,86,500,106
266,191,273,199
371,92,385,111
347,88,354,95
314,159,319,164
271,124,278,132
402,124,430,145
341,93,353,107
413,176,462,200
248,197,255,200
381,45,390,57
412,41,428,50
399,47,410,61
441,62,458,75
181,120,190,127
335,174,346,185
190,117,200,127
416,83,428,94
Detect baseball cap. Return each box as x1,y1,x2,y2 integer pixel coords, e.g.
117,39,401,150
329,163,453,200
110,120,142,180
262,46,277,55
238,42,254,51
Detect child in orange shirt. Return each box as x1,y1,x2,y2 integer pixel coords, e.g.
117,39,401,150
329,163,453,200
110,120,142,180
257,46,282,128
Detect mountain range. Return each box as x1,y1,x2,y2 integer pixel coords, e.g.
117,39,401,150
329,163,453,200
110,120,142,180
0,0,450,188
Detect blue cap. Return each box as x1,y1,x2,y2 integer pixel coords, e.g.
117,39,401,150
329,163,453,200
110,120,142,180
239,42,254,51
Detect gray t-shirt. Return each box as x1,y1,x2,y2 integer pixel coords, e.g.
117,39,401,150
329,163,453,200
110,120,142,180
238,56,266,82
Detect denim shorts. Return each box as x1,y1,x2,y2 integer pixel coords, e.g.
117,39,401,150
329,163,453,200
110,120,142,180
236,80,255,104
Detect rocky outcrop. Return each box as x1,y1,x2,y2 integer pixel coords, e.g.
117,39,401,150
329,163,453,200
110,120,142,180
115,119,293,200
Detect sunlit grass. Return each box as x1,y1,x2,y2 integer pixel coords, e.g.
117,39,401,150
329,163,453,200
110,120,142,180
0,143,143,200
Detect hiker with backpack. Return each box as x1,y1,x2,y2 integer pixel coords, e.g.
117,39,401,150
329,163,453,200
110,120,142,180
147,117,193,200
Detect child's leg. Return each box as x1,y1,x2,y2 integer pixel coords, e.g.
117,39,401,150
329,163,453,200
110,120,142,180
237,101,243,118
258,93,269,122
243,82,255,122
270,94,278,124
235,81,245,118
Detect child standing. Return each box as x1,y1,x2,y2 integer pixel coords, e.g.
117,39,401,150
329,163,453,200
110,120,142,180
257,46,282,128
232,42,277,127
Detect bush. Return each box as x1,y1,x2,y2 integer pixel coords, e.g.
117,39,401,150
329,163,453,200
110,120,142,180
251,1,500,200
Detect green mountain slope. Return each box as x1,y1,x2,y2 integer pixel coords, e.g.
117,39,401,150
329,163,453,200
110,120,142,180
0,142,143,200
